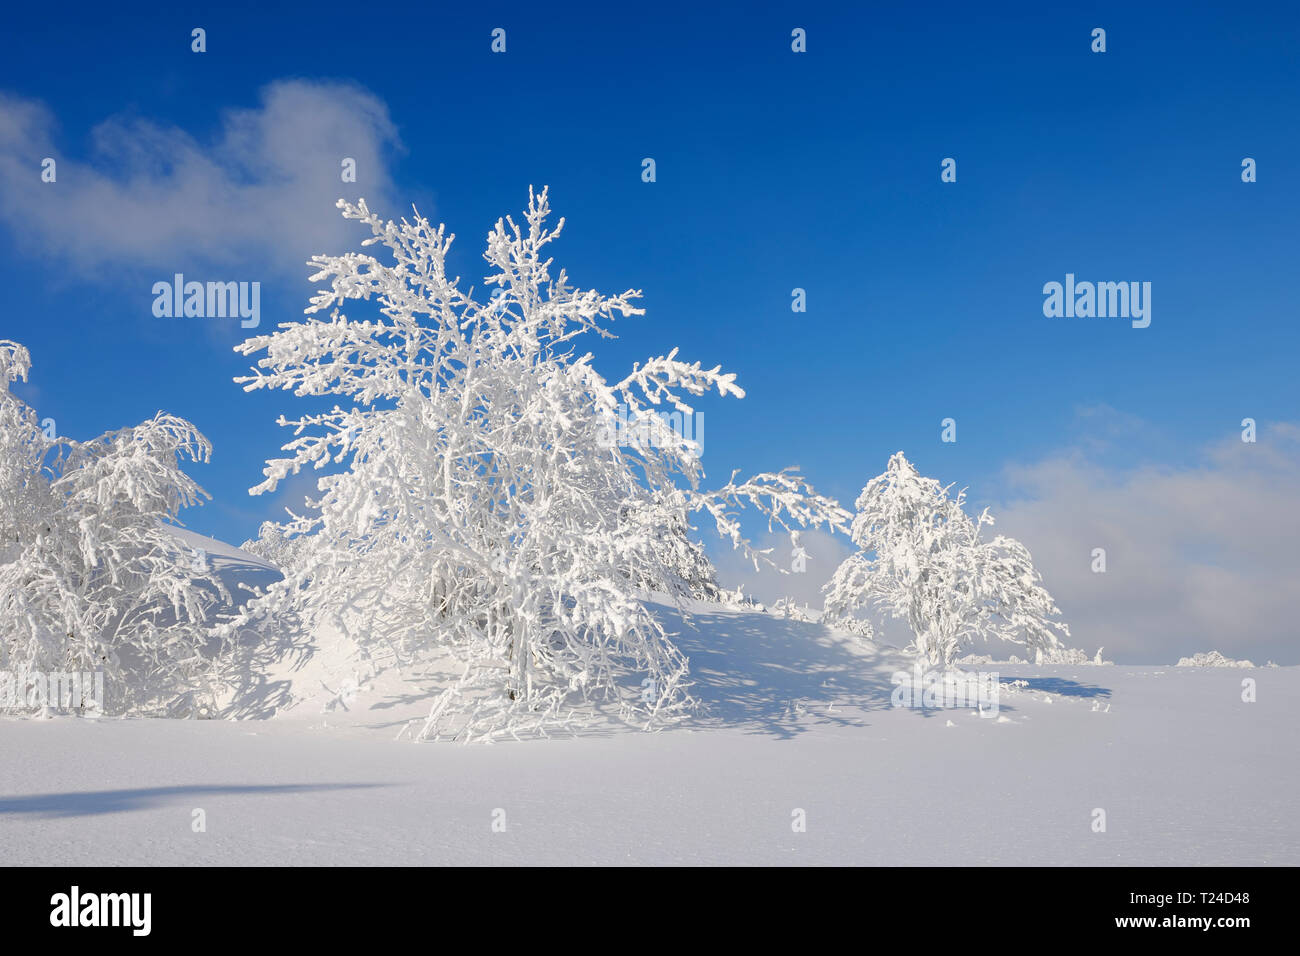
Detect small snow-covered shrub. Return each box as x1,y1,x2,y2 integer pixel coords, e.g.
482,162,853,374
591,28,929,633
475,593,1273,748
1040,645,1111,665
770,598,818,623
716,585,762,611
234,188,847,741
830,615,876,643
1176,651,1254,668
240,520,310,575
0,341,228,716
824,452,1070,668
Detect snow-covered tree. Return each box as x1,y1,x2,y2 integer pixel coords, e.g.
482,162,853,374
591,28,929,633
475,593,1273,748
0,340,228,716
233,187,847,740
0,342,47,566
240,520,309,575
823,452,1069,667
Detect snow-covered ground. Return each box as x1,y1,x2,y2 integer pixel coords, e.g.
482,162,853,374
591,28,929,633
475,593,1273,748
2,570,1294,865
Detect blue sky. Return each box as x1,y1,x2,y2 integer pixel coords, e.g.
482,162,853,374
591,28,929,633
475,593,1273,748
2,2,1297,660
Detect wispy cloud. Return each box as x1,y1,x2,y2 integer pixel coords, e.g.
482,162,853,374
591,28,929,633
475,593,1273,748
710,527,851,611
0,80,401,279
993,420,1300,665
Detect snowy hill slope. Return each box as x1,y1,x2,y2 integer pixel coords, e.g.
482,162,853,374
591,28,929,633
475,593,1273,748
3,558,1296,864
230,595,909,739
164,524,281,596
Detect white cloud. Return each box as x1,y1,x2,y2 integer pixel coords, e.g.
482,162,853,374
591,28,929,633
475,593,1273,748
992,422,1300,665
0,80,401,278
709,526,851,611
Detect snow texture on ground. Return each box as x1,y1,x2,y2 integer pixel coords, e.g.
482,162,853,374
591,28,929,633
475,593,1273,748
2,569,1293,865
